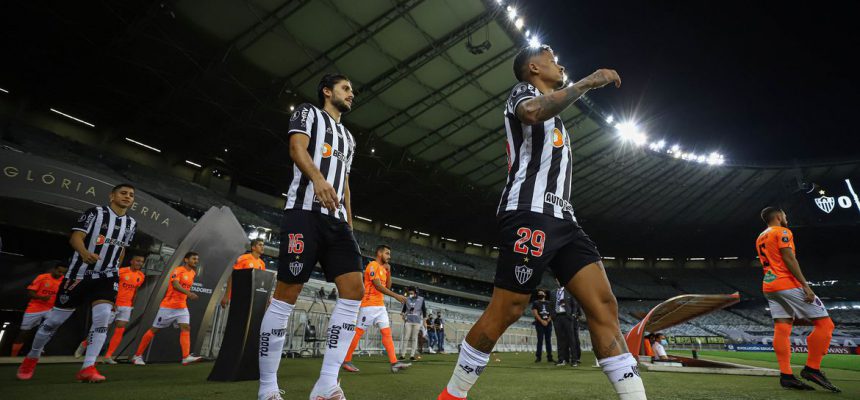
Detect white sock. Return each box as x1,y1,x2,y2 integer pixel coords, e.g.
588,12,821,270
599,353,647,400
27,308,74,359
446,340,490,398
258,299,294,397
82,303,113,368
313,298,360,391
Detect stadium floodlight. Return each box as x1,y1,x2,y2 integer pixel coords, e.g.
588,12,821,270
370,147,376,154
515,18,524,30
185,160,202,168
413,230,430,237
125,137,161,153
602,256,616,260
384,223,402,230
628,257,645,261
507,6,516,19
672,151,682,158
615,122,646,146
492,246,499,250
354,215,372,222
248,230,259,240
442,237,457,243
696,155,706,163
720,257,739,260
605,115,614,124
655,140,666,150
0,87,9,94
468,242,484,247
281,193,288,197
688,257,706,261
528,36,541,49
657,257,674,261
50,108,95,127
525,30,531,38
289,105,295,112
224,148,229,152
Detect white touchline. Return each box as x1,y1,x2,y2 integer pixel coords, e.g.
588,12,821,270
846,178,860,215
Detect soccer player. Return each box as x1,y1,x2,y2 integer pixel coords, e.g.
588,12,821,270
11,263,67,357
17,183,137,382
756,207,840,392
341,245,410,373
257,73,362,400
220,238,267,308
437,46,647,400
73,254,147,362
132,252,203,366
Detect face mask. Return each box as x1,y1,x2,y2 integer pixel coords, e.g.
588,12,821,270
660,339,668,346
410,294,417,298
538,295,545,300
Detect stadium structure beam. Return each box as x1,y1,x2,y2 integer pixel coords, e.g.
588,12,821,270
667,169,754,222
646,168,753,227
406,89,509,156
616,168,740,222
350,10,498,112
373,45,519,140
704,169,788,226
281,0,426,90
692,169,774,224
233,0,314,53
576,156,673,217
621,165,727,223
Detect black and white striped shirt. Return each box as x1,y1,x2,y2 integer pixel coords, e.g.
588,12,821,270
498,82,575,221
68,206,137,280
284,103,356,221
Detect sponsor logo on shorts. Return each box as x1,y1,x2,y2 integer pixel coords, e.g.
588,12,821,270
289,261,304,276
514,264,533,285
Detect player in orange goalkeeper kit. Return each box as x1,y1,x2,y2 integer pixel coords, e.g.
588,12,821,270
756,207,840,392
341,245,411,373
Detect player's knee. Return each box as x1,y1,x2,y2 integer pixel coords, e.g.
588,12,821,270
586,293,619,326
815,317,835,331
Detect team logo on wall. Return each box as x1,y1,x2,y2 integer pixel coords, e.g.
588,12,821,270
815,195,835,213
289,261,304,276
514,264,533,284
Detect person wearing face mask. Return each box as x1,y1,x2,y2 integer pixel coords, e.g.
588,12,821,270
401,287,426,361
531,289,553,363
650,333,668,361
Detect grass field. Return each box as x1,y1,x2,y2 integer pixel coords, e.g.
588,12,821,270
1,351,858,399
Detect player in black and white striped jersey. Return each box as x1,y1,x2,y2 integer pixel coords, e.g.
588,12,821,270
258,74,364,400
440,46,647,400
17,183,137,383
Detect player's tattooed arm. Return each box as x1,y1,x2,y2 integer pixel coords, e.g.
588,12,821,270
516,69,621,124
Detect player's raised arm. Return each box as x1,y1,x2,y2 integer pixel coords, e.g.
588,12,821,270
778,247,815,303
517,69,621,125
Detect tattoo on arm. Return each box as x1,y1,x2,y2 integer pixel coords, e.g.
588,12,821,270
594,331,629,359
519,83,588,123
472,333,497,353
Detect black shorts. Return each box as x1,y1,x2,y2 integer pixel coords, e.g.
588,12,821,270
277,209,362,284
494,211,602,294
54,276,118,309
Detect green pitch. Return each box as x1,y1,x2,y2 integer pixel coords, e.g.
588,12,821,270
1,351,858,399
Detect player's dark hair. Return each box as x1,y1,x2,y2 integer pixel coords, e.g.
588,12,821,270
250,238,265,247
317,73,350,107
513,44,552,81
184,251,199,260
375,244,391,254
111,183,135,193
129,253,146,260
760,206,783,224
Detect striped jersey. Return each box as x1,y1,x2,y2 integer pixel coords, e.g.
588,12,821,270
68,206,137,280
498,82,575,221
284,103,356,221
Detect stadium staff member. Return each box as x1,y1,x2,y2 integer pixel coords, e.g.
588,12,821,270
650,333,668,361
426,312,438,353
11,262,67,357
401,286,427,361
257,73,363,400
220,238,267,308
434,310,446,353
73,254,147,363
132,252,203,366
531,290,553,363
17,184,137,383
757,207,840,392
550,280,580,366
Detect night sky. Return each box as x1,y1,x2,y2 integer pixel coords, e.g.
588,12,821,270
524,1,860,164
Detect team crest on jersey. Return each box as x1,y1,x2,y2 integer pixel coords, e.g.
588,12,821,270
815,195,835,213
289,261,304,276
514,264,533,285
322,143,333,158
59,294,69,304
552,128,565,148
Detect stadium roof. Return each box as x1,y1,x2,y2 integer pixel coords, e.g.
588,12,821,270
4,1,860,254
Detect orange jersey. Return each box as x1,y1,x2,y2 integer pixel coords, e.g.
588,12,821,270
160,265,196,309
115,267,146,307
756,226,801,293
361,261,390,307
233,253,266,271
25,273,62,313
